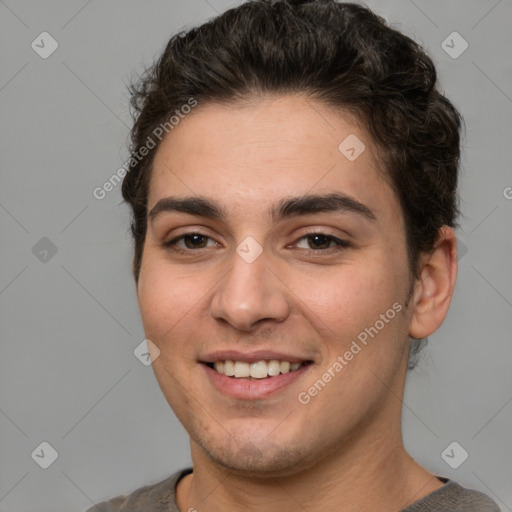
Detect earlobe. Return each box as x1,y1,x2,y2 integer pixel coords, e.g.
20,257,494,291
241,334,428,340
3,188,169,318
408,226,458,339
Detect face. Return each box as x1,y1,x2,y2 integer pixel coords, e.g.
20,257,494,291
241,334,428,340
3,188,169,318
136,95,415,477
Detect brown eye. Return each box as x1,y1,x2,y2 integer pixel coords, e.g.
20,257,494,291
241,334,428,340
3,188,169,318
182,234,209,249
307,234,331,249
163,232,216,252
295,233,351,251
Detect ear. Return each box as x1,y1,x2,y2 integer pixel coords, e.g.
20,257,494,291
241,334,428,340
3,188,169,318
408,226,458,339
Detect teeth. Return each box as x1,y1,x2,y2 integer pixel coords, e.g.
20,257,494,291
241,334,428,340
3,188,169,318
267,360,281,376
211,359,305,378
234,361,250,378
224,360,235,377
280,361,290,374
250,361,268,379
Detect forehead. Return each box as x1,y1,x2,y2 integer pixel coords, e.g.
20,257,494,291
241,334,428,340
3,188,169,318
148,95,397,224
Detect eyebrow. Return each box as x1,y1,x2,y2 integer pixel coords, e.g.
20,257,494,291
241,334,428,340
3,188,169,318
148,192,377,224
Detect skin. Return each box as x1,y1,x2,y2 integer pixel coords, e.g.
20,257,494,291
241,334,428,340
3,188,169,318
136,94,458,511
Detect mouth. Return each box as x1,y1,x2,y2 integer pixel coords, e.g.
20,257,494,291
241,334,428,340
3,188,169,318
200,353,315,400
204,359,314,379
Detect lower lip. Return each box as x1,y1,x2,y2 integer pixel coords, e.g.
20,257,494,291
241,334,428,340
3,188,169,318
202,364,311,400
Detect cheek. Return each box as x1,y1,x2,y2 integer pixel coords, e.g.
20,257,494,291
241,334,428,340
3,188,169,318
292,261,400,336
137,259,203,344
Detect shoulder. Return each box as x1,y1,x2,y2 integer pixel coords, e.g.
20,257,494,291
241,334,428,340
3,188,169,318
402,478,501,512
82,468,192,512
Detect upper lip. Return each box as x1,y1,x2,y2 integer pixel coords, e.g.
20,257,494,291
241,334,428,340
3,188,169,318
200,350,313,364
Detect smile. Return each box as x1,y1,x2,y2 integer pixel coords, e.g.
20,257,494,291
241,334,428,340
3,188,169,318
207,359,309,379
201,358,314,400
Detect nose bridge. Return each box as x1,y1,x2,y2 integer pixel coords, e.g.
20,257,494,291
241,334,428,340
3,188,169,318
210,240,290,331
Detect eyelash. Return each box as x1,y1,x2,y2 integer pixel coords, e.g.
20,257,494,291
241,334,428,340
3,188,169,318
161,231,351,255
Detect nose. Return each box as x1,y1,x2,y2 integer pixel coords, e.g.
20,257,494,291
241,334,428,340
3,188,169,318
209,244,291,332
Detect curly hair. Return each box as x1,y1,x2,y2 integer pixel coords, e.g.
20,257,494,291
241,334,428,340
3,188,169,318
122,0,463,367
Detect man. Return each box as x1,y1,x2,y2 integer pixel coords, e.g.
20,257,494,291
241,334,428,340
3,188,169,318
86,0,501,510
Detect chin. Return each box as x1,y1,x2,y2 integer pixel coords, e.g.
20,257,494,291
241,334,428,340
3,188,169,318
196,433,319,478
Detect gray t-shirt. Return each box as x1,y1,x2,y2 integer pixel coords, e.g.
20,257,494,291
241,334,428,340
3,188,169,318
84,468,501,512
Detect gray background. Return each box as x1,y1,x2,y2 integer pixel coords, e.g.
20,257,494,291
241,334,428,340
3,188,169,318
0,0,511,510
